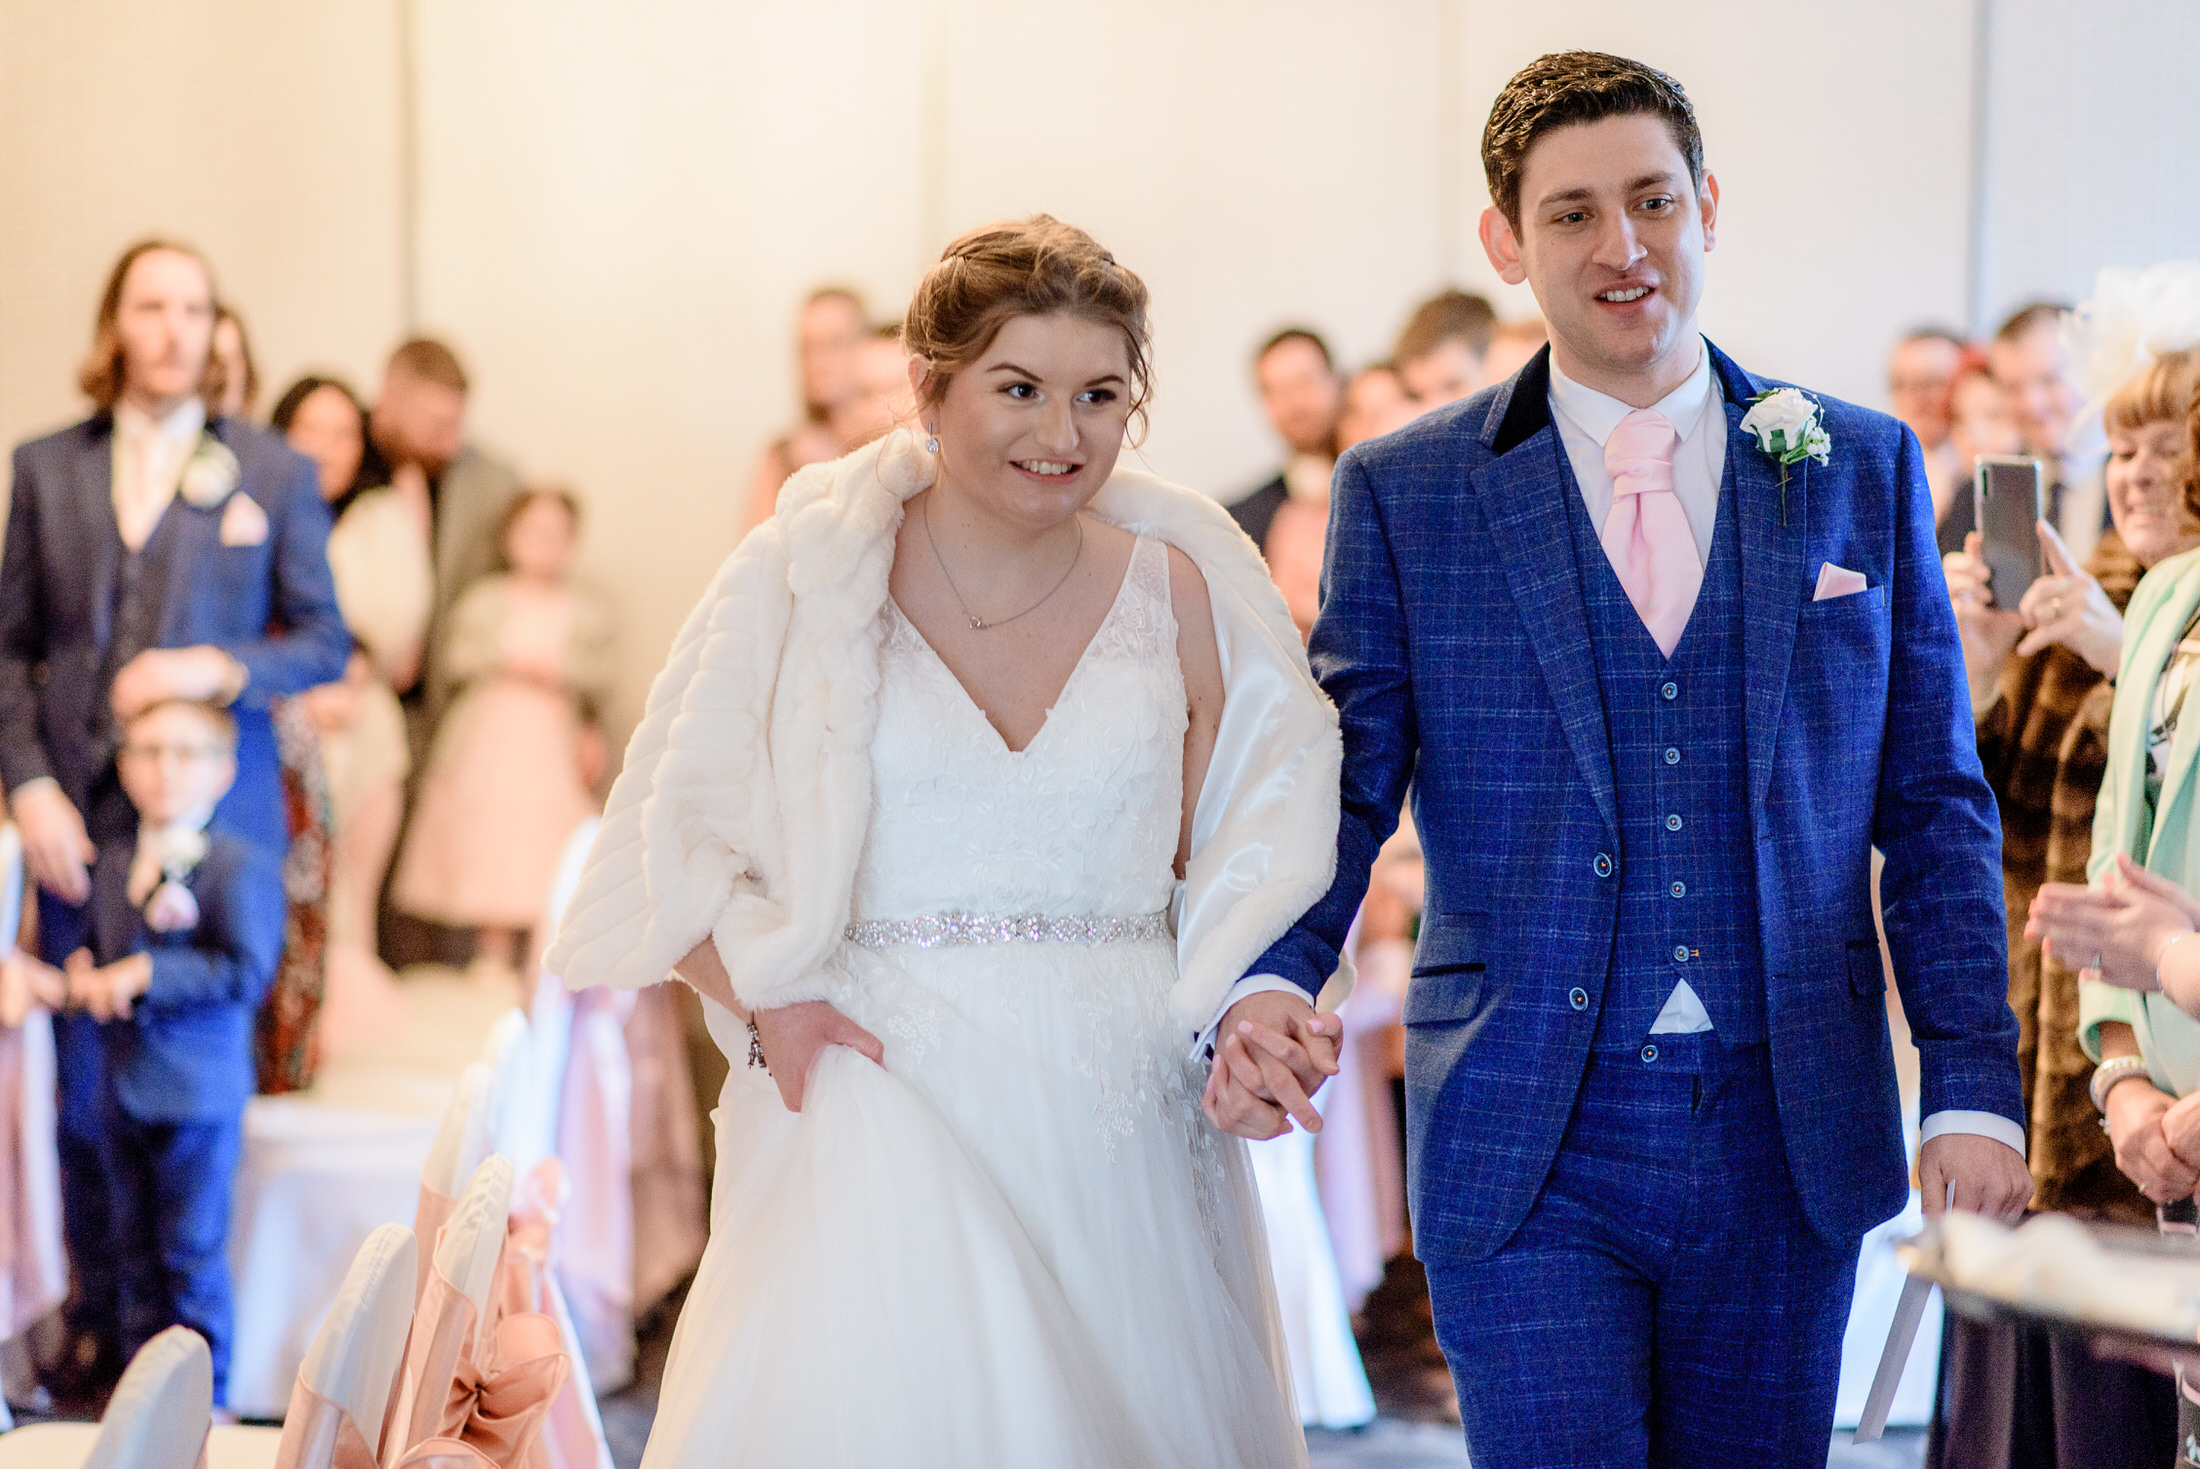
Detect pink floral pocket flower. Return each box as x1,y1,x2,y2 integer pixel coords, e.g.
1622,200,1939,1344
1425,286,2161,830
144,880,200,934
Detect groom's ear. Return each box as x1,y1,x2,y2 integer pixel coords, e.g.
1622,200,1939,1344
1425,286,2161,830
1478,206,1528,286
1698,171,1720,253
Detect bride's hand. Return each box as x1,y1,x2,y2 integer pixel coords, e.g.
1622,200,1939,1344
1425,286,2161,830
1202,991,1340,1140
752,1000,886,1113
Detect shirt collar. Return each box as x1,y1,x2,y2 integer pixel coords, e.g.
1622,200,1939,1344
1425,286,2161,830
114,397,207,448
1547,337,1716,448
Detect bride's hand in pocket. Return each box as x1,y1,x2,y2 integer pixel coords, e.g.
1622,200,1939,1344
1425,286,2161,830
753,1000,886,1113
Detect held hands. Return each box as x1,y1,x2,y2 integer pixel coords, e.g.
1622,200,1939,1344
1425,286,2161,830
750,1000,884,1114
10,781,96,904
0,952,67,1027
2103,1080,2200,1206
2027,854,2200,1001
1918,1132,2033,1222
61,949,151,1022
2012,520,2122,676
1201,990,1341,1141
110,645,242,720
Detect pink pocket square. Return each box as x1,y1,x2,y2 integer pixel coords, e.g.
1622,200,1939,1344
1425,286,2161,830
1813,562,1868,601
218,492,268,547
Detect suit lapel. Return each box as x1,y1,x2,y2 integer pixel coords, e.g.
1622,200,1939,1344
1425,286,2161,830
74,420,123,651
1714,346,1806,813
1477,350,1619,836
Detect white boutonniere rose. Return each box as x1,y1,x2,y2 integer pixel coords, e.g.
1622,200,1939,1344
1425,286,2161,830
177,435,241,509
1740,387,1831,522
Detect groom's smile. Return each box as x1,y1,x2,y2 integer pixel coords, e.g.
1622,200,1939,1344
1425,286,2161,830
1479,111,1718,406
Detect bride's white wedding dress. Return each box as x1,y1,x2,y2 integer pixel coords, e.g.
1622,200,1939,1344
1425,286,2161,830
641,534,1307,1468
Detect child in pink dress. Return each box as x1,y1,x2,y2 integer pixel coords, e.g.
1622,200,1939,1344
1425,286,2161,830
392,489,614,968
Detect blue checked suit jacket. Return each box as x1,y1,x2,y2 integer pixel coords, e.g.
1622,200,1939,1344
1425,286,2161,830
1250,342,2023,1261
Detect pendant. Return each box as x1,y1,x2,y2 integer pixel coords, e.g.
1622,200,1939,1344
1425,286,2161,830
969,615,988,630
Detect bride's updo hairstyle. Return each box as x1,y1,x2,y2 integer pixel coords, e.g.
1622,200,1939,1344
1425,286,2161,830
902,215,1154,440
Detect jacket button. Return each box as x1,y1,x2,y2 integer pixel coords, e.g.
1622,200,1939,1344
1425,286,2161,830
1666,814,1684,831
1664,747,1680,765
1661,681,1679,701
1568,987,1589,1012
1640,1043,1659,1063
1670,881,1686,898
1593,853,1613,878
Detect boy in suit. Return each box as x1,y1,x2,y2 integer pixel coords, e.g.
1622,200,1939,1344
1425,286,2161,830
30,697,284,1408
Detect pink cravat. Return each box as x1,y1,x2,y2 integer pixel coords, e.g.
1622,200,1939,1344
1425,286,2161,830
1600,408,1701,657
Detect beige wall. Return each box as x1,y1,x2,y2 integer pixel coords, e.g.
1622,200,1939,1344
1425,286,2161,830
0,1,2185,745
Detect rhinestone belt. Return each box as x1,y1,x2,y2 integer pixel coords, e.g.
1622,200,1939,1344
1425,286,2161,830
844,909,1171,951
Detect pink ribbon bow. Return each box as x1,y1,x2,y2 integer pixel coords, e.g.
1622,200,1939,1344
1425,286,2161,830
393,1310,570,1469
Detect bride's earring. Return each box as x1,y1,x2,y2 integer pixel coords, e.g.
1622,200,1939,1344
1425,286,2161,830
924,429,940,454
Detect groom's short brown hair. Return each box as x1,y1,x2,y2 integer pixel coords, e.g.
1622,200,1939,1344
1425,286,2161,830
1482,52,1703,230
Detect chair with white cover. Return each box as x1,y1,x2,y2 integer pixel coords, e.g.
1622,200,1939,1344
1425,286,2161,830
413,1064,496,1302
381,1156,512,1462
0,1326,212,1469
208,1224,420,1469
475,1013,531,1167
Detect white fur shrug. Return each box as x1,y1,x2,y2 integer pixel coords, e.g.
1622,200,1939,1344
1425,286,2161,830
544,429,1341,1033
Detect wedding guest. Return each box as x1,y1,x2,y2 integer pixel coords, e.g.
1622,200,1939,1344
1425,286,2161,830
274,375,430,1051
1936,356,2025,556
833,324,915,451
0,239,345,1394
745,286,870,531
210,306,259,423
1335,363,1421,454
1993,300,2107,560
60,698,281,1411
1482,316,1549,385
1889,326,1967,515
1392,288,1496,406
391,488,612,972
1938,343,2200,1467
1228,328,1343,553
366,337,520,712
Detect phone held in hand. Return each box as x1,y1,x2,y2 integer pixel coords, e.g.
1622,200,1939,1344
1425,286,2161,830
1974,455,2048,607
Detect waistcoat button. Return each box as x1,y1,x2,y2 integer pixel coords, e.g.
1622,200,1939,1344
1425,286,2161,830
1640,1043,1659,1063
1670,881,1686,898
1664,747,1680,764
1568,987,1590,1012
1672,945,1690,963
1666,814,1684,831
1593,853,1614,878
1661,681,1679,701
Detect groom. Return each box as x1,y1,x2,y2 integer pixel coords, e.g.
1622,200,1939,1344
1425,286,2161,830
1226,52,2031,1464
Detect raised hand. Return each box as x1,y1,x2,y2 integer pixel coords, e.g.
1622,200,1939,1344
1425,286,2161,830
1201,989,1340,1140
1944,531,2024,712
2028,853,2200,995
752,999,885,1114
2013,519,2122,675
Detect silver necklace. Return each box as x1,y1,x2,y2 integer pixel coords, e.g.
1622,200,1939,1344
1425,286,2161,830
923,493,1084,631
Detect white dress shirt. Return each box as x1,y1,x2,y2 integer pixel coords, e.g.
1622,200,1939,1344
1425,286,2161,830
1211,338,2025,1160
111,398,206,552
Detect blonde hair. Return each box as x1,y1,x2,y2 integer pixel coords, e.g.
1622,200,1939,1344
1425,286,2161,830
901,216,1152,438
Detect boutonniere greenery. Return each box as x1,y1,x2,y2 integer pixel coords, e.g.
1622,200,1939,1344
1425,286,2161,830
177,433,241,510
1739,387,1831,524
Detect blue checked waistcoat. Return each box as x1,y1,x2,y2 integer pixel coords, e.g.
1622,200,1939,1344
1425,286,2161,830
1249,342,2024,1262
1564,460,1768,1051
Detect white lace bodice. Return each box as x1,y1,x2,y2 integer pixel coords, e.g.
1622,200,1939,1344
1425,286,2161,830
851,533,1186,924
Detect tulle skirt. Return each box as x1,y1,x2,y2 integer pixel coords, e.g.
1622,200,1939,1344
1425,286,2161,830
641,937,1307,1469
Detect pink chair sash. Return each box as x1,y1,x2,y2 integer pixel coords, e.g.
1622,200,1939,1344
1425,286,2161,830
391,1311,569,1469
412,1184,457,1304
272,1374,380,1469
384,1270,479,1460
493,1160,614,1469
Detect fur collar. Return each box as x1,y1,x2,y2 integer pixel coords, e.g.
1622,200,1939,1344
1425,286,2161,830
548,430,1340,1033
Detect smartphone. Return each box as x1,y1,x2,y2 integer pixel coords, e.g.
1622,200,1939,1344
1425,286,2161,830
1973,455,2047,608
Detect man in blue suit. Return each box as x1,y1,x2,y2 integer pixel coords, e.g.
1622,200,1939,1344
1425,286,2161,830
1217,54,2032,1465
0,239,347,1393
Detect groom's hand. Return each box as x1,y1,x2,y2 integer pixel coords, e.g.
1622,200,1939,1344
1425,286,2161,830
1202,991,1340,1140
752,1000,885,1114
1918,1133,2032,1222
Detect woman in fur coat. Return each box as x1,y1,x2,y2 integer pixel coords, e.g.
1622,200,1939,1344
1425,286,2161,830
548,218,1344,1467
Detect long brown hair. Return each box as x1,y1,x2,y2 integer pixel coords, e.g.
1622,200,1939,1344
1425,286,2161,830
76,238,227,414
901,216,1153,440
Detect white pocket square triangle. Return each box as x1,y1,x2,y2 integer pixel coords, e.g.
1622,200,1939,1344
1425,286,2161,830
1813,562,1868,601
218,493,268,547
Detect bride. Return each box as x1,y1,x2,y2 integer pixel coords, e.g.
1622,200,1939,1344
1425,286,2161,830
548,216,1345,1466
